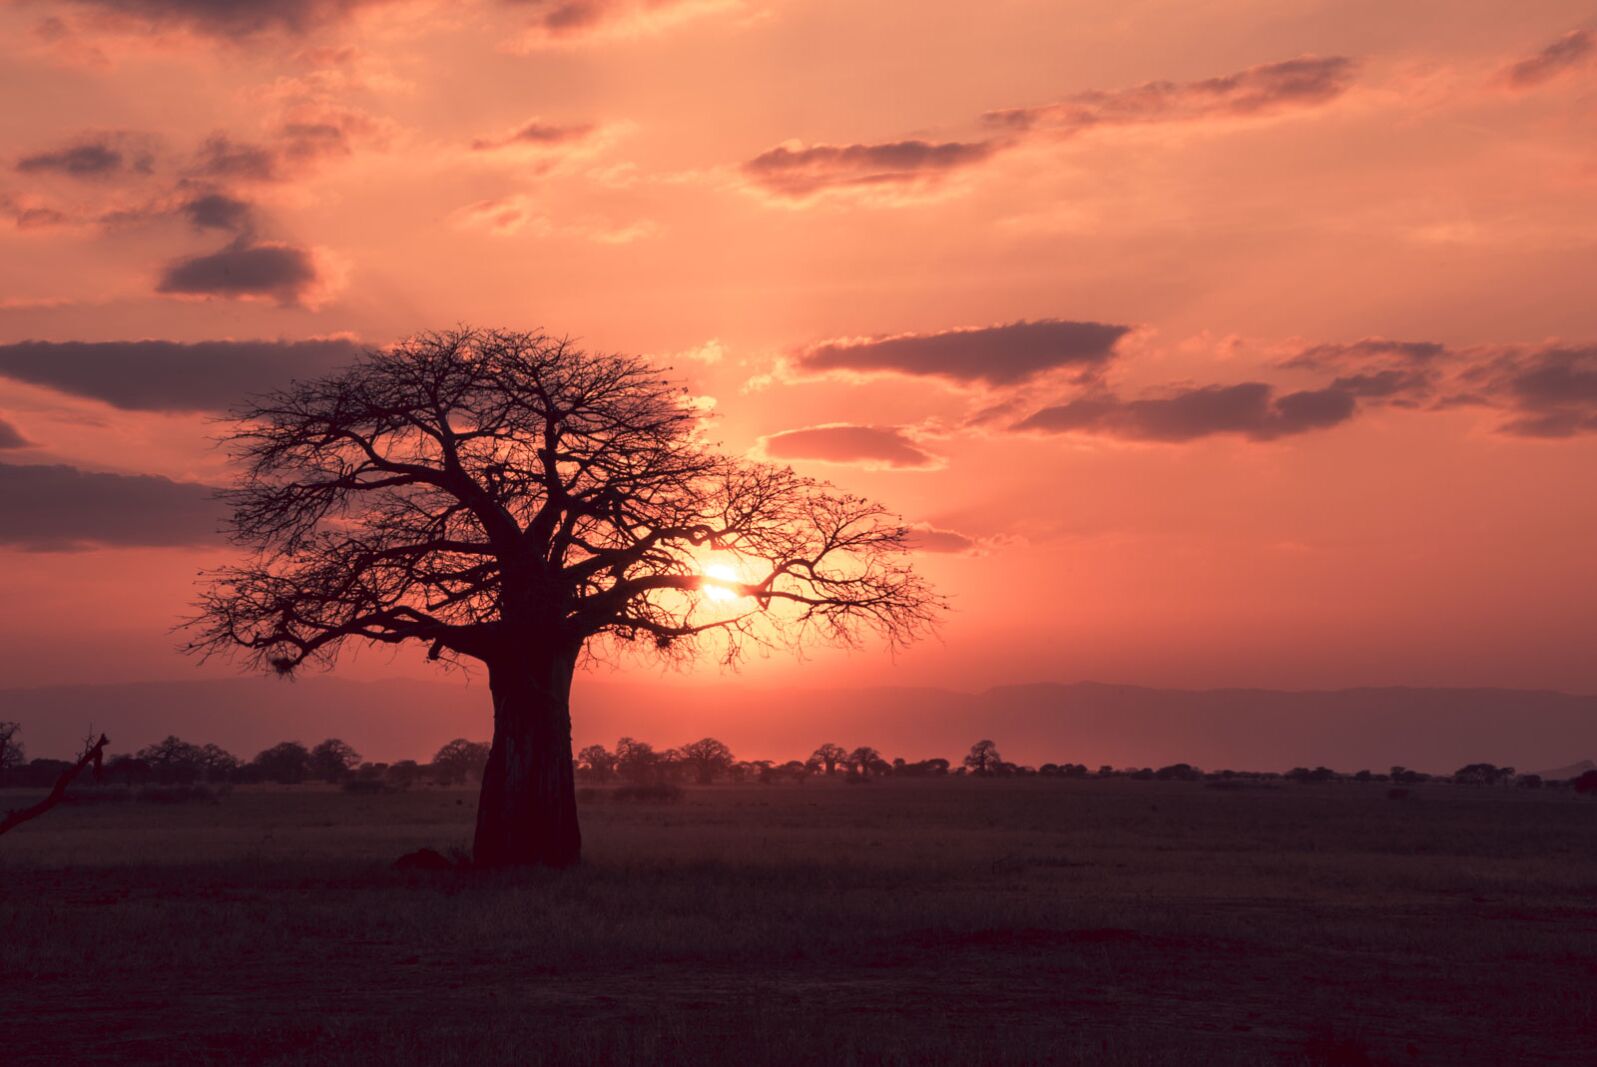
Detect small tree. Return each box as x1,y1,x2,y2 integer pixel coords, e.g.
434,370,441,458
678,737,734,785
310,738,362,781
252,741,312,784
811,743,847,776
0,722,24,771
185,329,940,867
964,739,1003,776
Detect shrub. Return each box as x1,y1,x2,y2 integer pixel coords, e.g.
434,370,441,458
342,778,392,795
136,784,221,805
1386,787,1411,801
611,783,685,804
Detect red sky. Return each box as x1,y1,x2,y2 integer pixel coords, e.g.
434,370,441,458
1,1,1594,695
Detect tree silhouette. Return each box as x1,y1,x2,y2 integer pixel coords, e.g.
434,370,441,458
678,737,735,785
185,329,940,866
432,738,491,783
252,741,312,784
964,739,1003,776
576,744,617,782
811,742,847,776
0,722,24,772
310,738,362,781
846,746,882,776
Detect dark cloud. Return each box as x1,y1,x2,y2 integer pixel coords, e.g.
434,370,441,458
15,207,70,229
0,462,225,551
15,134,154,180
59,0,395,39
1286,339,1446,369
1015,382,1357,442
504,0,713,39
0,338,363,412
797,319,1130,388
156,240,323,306
1476,346,1597,438
1283,338,1445,406
1504,29,1595,89
189,135,282,182
180,192,254,233
0,417,30,449
741,139,999,199
471,120,596,152
760,425,942,469
983,55,1357,133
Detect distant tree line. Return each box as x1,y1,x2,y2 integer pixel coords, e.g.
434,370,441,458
2,722,1594,794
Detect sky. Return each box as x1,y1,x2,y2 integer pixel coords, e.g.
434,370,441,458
1,0,1594,696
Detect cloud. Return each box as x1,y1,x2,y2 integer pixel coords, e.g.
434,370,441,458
795,319,1130,389
156,240,328,306
453,196,657,243
55,0,398,40
741,139,999,201
0,462,226,551
1469,346,1597,438
1282,338,1445,406
180,192,254,232
504,0,746,44
0,417,30,449
902,523,982,555
0,338,364,412
758,424,943,470
1015,382,1357,442
982,55,1358,133
471,119,597,152
1503,29,1595,89
15,133,155,180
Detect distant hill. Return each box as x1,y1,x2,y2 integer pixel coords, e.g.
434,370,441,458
1529,759,1595,781
1,676,1593,775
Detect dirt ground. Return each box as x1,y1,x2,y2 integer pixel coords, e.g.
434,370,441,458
2,778,1594,1064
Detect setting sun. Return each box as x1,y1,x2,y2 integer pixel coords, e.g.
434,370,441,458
702,563,743,603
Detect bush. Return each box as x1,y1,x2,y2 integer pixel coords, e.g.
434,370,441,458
62,787,132,805
611,783,685,804
136,784,221,805
1386,787,1411,801
342,778,392,795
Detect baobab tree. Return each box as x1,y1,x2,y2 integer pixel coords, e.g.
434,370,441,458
810,742,847,776
185,328,941,868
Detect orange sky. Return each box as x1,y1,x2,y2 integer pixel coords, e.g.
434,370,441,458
1,0,1594,694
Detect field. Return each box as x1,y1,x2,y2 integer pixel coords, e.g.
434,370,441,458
2,779,1595,1065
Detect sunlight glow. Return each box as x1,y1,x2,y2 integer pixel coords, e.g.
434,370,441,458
702,562,742,603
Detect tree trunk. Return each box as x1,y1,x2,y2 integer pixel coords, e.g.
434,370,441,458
473,645,581,868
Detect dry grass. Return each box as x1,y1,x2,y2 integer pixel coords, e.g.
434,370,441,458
2,779,1594,1064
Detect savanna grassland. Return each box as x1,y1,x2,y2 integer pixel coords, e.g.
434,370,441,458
2,779,1595,1065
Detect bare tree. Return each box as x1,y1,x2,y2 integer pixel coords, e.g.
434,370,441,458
184,328,941,867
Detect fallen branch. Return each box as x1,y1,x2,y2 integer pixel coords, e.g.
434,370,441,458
0,733,109,837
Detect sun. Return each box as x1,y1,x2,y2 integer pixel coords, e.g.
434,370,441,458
702,562,741,603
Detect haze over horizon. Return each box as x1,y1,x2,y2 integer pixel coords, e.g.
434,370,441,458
3,2,1596,709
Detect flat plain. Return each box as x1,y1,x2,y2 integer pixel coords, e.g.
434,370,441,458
2,778,1595,1065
